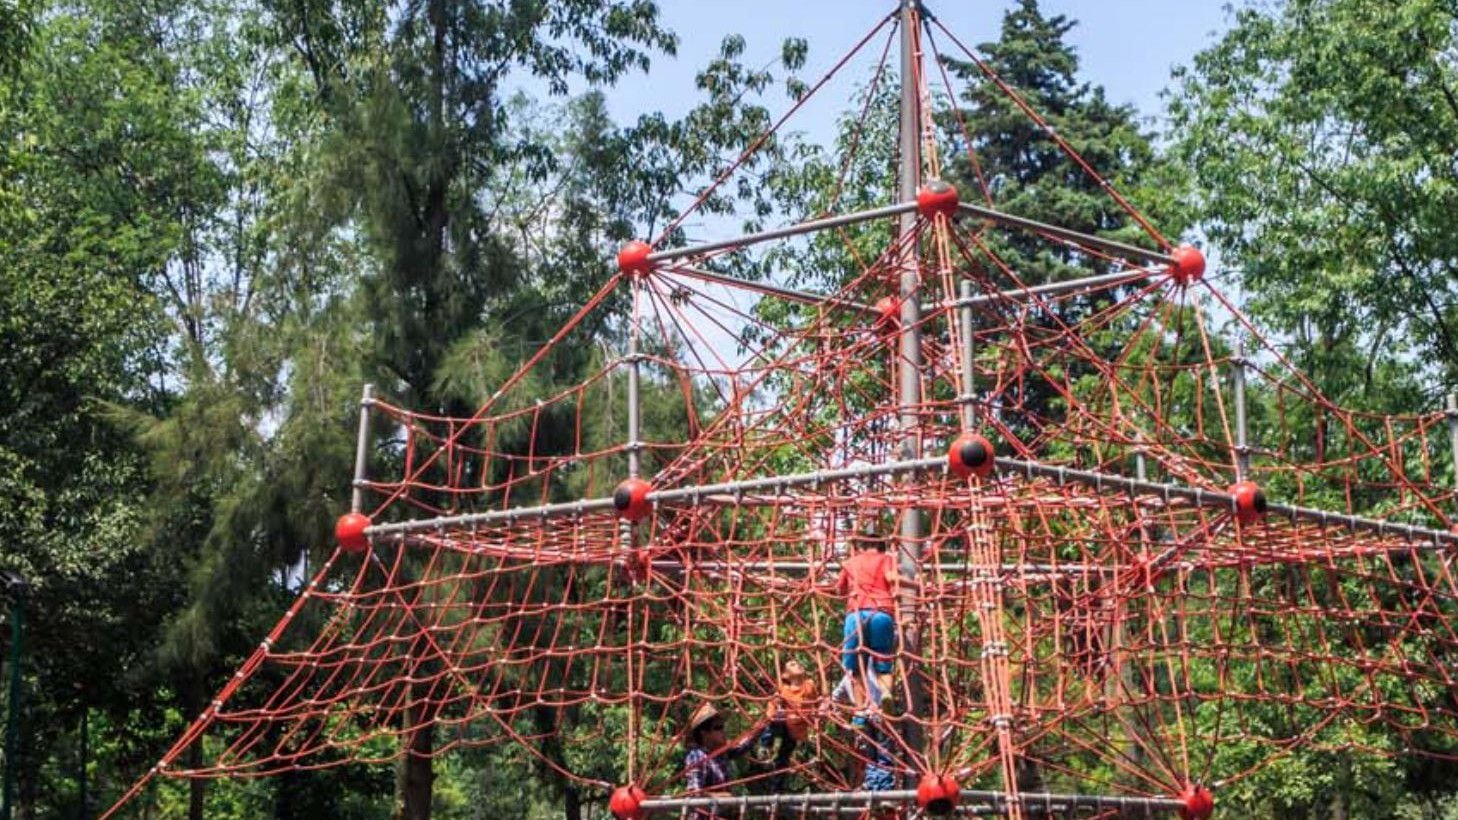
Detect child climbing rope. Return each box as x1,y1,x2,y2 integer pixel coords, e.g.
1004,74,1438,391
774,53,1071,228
836,530,900,707
755,659,820,787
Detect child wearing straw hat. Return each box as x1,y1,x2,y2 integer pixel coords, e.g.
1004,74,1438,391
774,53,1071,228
682,701,754,818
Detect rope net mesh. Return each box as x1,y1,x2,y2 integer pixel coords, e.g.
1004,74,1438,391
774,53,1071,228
106,9,1458,818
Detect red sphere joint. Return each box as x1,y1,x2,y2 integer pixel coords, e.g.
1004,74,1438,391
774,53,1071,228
1177,784,1214,820
1169,244,1206,284
948,432,995,480
874,296,901,332
609,784,648,820
614,478,654,523
1229,480,1267,524
618,240,654,278
917,179,960,219
335,512,371,554
916,773,960,815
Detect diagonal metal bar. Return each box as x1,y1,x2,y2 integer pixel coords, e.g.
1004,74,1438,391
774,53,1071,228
957,202,1175,266
645,202,918,265
946,269,1154,309
667,265,874,313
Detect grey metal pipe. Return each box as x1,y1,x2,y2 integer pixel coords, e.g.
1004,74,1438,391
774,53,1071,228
1447,394,1457,493
350,384,375,513
1232,338,1249,480
1000,456,1458,545
627,288,642,479
957,202,1175,266
636,788,1187,813
669,265,874,314
893,2,928,750
948,269,1152,309
647,560,1117,575
958,279,977,429
645,203,918,266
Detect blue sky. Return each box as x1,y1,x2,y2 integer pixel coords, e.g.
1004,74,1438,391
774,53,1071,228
596,1,1233,143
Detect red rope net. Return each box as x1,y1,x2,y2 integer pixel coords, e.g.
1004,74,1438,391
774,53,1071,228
106,9,1458,819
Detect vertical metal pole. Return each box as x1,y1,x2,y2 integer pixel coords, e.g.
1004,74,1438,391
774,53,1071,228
627,283,643,480
1447,394,1458,482
958,280,976,431
624,281,645,782
2,592,24,820
894,0,926,754
351,383,376,514
1232,338,1250,480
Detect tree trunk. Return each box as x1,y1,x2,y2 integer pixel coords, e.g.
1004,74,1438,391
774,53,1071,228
531,704,582,820
187,741,206,820
399,700,435,820
564,785,581,820
184,681,206,820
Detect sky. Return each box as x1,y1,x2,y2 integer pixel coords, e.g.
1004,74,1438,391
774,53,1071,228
595,0,1235,145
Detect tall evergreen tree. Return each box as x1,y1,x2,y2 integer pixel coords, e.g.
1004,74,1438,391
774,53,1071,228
939,0,1182,284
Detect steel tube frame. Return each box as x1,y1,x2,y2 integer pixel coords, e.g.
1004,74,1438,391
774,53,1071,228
957,202,1175,266
637,788,1186,814
627,285,643,479
367,452,1458,548
669,265,874,313
1000,456,1458,544
642,200,1175,283
948,268,1152,310
648,560,1117,575
350,384,375,513
957,279,977,429
645,203,917,266
893,0,928,754
641,196,1178,287
1447,394,1457,495
1232,338,1250,480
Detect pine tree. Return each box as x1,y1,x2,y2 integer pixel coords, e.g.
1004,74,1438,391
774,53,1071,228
939,0,1179,282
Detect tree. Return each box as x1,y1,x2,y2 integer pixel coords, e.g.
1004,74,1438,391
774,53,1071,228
0,2,215,815
1169,2,1458,815
940,0,1184,283
1168,0,1457,410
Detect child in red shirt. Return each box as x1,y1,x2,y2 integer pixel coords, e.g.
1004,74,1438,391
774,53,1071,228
836,534,900,706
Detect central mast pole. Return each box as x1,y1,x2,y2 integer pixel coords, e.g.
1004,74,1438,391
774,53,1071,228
894,0,926,748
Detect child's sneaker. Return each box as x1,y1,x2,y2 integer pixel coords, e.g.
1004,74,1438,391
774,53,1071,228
875,672,895,708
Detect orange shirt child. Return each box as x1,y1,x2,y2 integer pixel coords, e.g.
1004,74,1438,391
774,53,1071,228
774,662,819,741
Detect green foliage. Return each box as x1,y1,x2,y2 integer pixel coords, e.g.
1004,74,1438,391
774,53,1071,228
1169,0,1458,404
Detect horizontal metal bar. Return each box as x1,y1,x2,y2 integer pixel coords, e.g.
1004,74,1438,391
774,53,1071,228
647,202,917,265
368,454,1458,550
999,457,1458,546
649,561,1116,576
669,265,874,313
367,497,619,537
651,456,943,504
946,269,1152,309
957,202,1174,266
637,788,1187,813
